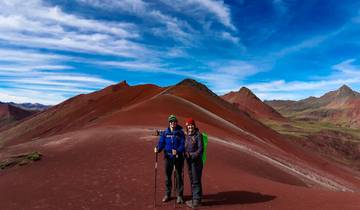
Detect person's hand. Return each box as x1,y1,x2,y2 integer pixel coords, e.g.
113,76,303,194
154,147,158,153
172,149,177,155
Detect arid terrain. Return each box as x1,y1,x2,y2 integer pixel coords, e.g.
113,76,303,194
1,79,360,209
262,85,360,170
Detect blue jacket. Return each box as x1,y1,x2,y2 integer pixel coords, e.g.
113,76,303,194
156,125,185,159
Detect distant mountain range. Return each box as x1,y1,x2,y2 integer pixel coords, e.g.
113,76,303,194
7,102,50,111
0,102,35,130
265,85,360,128
0,101,49,130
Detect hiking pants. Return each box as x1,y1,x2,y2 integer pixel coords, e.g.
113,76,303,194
164,155,184,197
186,157,203,201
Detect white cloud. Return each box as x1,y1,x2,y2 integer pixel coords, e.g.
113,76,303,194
0,48,66,63
77,0,148,14
158,0,235,30
148,10,197,45
0,65,73,73
0,47,114,105
241,59,360,100
0,88,67,105
273,36,326,58
246,79,360,92
221,32,240,44
99,61,164,72
191,0,235,30
272,28,345,58
0,0,150,58
77,0,197,45
192,60,261,93
332,58,360,77
0,1,137,38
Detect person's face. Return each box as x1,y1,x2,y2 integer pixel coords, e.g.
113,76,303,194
169,120,177,129
187,124,195,134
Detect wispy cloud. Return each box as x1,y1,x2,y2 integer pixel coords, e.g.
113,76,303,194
273,36,327,58
0,88,67,105
189,60,261,93
77,0,148,14
77,0,198,45
0,48,67,63
191,0,236,30
0,0,149,57
332,58,360,77
0,47,114,104
272,28,345,58
221,32,240,44
158,0,236,31
247,79,359,92
244,59,360,100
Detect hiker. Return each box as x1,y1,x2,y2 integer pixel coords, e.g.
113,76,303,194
154,114,185,204
184,118,203,208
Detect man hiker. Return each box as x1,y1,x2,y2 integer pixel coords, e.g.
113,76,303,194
184,118,203,208
154,114,185,204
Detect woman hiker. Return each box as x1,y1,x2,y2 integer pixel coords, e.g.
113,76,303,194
184,118,203,208
154,114,185,204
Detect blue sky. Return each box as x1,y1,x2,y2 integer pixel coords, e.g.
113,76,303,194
1,0,360,104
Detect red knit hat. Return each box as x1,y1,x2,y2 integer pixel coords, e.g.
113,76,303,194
185,118,195,126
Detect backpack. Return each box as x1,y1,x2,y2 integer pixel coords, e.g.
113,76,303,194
201,132,208,165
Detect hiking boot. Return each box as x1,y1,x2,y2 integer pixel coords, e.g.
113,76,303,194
162,195,171,203
186,200,201,208
176,196,184,204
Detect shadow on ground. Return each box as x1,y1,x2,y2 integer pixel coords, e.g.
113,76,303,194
200,191,276,206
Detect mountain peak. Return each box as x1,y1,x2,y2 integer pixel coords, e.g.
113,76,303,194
175,78,218,97
118,80,129,87
222,86,286,121
338,84,352,93
239,87,257,97
334,84,357,98
176,78,202,87
109,80,130,92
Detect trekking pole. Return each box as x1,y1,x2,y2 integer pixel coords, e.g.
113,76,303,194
154,152,158,209
190,166,194,209
173,155,178,208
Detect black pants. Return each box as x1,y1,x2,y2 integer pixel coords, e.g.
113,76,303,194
186,157,203,201
164,155,184,197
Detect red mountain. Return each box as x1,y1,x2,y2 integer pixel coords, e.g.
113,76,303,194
222,87,287,122
0,102,36,131
0,79,360,209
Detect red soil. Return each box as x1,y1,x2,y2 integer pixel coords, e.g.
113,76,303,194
1,79,360,209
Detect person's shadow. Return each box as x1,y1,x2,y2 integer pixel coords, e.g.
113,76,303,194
199,191,276,206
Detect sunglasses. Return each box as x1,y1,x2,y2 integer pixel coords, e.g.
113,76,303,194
169,120,177,123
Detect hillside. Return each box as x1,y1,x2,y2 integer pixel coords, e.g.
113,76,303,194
0,102,36,131
0,80,360,209
265,85,360,128
222,87,287,122
264,85,360,170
